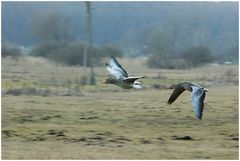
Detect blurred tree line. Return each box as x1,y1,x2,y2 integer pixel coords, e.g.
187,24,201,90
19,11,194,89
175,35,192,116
2,2,238,68
2,43,24,58
29,13,123,66
120,16,238,68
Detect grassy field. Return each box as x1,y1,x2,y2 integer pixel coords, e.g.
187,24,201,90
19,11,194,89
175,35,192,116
2,56,239,159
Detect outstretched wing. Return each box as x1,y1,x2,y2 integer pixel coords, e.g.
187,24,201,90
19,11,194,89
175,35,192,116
105,56,128,79
124,76,145,83
191,86,206,120
167,87,185,104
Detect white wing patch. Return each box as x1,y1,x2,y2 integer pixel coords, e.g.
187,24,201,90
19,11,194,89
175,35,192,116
106,57,128,79
106,65,125,79
132,81,144,89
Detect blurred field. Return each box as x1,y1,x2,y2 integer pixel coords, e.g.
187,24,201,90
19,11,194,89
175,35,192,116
2,56,239,159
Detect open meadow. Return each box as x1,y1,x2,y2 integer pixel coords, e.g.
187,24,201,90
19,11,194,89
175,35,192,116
2,56,239,159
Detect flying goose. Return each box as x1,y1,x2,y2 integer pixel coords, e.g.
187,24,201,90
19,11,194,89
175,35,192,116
104,56,145,89
167,81,209,120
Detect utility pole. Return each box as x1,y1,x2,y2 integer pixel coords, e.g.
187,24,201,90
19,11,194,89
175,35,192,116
82,1,95,85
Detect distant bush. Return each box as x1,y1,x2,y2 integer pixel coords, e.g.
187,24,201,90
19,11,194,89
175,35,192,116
5,87,41,96
100,44,123,57
5,88,22,96
30,41,123,66
4,87,83,96
51,42,86,66
180,46,215,67
147,46,215,69
30,41,66,57
216,45,238,64
2,43,23,58
147,53,188,69
31,41,91,66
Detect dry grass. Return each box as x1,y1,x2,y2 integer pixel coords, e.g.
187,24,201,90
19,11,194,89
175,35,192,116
2,56,239,159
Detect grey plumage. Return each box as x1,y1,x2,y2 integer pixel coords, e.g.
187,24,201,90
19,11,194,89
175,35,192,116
104,56,144,89
105,56,128,79
167,81,208,120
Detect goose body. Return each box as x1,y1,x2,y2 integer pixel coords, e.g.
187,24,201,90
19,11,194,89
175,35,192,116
167,81,208,120
104,56,144,89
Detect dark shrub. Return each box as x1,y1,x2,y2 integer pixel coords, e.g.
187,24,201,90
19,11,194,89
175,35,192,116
30,41,66,57
30,41,123,66
147,53,188,69
5,88,22,96
31,41,88,66
180,46,215,67
99,44,123,57
2,43,23,58
50,42,85,65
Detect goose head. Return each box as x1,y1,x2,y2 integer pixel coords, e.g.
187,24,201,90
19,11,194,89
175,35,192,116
168,84,178,89
103,78,118,84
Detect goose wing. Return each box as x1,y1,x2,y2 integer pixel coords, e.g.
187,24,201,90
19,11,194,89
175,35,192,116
106,56,128,79
191,86,206,120
167,86,186,104
124,76,145,83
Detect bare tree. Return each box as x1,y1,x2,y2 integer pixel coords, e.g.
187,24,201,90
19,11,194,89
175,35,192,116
31,12,75,43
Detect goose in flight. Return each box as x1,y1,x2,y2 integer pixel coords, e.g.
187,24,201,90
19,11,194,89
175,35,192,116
104,56,145,89
167,81,209,120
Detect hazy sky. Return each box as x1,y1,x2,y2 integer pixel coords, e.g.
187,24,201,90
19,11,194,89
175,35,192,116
2,1,238,55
